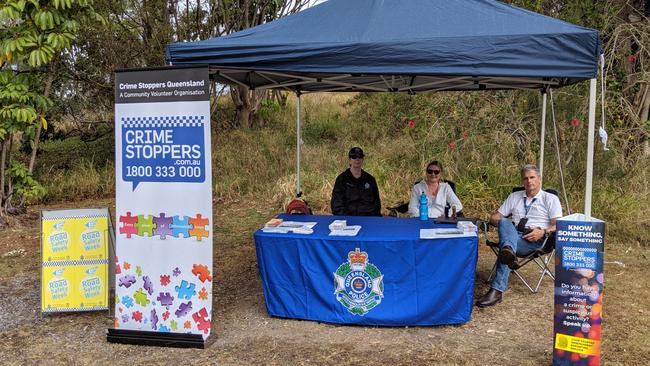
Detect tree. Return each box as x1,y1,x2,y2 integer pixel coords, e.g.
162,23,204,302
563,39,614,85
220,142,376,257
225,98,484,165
0,0,102,219
169,0,310,128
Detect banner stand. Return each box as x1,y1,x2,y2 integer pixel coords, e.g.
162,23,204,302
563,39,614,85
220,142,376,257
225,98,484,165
107,328,214,348
553,213,605,365
109,66,214,347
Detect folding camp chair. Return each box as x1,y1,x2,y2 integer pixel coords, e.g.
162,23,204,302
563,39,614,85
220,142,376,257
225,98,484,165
387,180,461,217
482,187,558,293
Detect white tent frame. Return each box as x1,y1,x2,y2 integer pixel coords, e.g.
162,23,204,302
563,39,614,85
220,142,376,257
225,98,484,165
286,76,598,217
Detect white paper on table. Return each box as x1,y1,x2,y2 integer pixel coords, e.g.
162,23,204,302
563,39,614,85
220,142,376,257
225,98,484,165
279,221,317,229
329,225,362,236
420,228,476,239
261,227,292,233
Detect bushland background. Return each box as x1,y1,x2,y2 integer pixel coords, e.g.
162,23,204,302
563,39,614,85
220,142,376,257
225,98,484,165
1,1,649,365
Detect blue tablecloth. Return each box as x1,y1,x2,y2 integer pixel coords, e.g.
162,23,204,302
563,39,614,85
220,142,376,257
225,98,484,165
254,214,478,326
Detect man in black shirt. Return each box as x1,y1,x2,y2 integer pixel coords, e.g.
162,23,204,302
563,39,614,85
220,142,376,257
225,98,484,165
331,147,382,216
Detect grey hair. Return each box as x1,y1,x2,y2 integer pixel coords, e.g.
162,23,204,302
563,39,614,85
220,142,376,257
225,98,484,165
520,164,541,177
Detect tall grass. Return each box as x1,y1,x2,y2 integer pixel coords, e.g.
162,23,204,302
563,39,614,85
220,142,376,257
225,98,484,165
40,159,115,202
36,91,650,244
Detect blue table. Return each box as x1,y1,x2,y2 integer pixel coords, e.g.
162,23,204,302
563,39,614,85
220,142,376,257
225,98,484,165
254,214,478,326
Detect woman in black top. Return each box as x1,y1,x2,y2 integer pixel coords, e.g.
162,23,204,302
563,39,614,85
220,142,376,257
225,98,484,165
330,147,381,216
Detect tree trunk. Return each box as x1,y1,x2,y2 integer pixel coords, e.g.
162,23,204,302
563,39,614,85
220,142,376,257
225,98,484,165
0,138,7,216
232,86,266,129
28,65,56,174
640,85,650,157
272,90,288,107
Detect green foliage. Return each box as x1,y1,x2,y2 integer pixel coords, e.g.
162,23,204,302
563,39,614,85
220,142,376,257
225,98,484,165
0,0,100,67
36,132,114,171
302,110,341,144
7,162,46,203
0,0,101,216
257,98,281,120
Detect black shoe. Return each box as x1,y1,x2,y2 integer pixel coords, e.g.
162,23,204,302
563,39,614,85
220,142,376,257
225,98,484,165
498,246,517,267
476,288,503,307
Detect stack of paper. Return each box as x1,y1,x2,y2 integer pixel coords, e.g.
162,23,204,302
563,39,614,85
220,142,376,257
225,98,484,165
420,228,476,239
329,225,361,236
264,218,283,228
261,220,317,234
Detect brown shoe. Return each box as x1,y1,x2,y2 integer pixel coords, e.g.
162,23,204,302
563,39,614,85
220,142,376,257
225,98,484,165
476,288,502,307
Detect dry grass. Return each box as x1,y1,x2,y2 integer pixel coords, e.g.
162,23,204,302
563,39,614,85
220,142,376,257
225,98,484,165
0,197,648,365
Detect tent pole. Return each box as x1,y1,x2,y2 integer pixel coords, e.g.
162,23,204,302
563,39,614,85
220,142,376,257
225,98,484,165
296,92,302,197
585,78,597,217
539,92,547,179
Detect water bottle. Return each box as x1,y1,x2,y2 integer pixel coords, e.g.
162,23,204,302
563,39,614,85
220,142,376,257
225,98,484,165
419,192,429,221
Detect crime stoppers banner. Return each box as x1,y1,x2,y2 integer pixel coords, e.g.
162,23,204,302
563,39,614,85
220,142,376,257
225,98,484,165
553,214,605,366
113,67,213,340
41,208,110,313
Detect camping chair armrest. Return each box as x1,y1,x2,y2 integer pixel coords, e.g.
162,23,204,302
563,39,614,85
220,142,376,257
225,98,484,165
477,219,501,248
386,202,409,217
476,219,492,237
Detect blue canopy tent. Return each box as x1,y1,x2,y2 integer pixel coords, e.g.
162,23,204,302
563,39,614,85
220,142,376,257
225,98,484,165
166,0,603,215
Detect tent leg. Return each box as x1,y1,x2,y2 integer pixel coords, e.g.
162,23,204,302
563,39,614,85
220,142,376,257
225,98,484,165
539,92,547,179
585,79,597,217
296,93,302,197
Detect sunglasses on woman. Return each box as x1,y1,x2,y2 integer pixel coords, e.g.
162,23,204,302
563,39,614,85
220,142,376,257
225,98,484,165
426,169,441,175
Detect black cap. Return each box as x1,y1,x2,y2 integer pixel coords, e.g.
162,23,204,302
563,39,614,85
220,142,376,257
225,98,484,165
348,147,365,158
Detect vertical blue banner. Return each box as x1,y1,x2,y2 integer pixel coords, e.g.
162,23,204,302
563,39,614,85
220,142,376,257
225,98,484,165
553,214,605,366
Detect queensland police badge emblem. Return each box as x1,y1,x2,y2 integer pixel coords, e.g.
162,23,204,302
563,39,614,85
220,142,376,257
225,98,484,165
333,248,384,315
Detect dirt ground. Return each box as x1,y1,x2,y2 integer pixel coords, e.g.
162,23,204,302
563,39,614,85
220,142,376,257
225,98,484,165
0,198,648,365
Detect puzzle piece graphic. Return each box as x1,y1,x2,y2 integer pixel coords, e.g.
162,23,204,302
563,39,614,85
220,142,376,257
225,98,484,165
118,274,136,288
158,325,170,332
189,214,210,241
172,267,181,277
160,275,171,286
123,262,131,270
198,287,208,300
153,213,173,239
192,264,213,283
175,301,193,318
135,214,156,237
132,311,143,322
119,212,138,238
115,264,121,274
134,288,150,307
121,295,134,308
156,292,174,307
170,216,192,238
192,307,211,334
175,280,196,300
143,276,154,295
162,311,170,321
135,266,142,277
121,314,129,323
150,309,158,330
184,320,192,329
170,320,177,331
